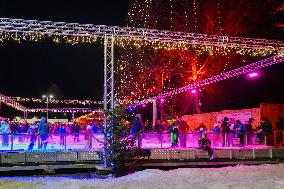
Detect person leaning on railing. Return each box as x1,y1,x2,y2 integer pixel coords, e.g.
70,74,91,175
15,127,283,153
0,119,11,147
38,117,49,150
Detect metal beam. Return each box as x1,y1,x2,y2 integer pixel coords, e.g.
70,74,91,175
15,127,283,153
0,18,283,51
103,34,115,168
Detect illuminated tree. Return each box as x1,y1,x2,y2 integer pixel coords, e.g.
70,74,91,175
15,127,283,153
116,0,276,115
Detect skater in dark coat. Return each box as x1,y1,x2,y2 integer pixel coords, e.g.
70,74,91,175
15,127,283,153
198,132,214,160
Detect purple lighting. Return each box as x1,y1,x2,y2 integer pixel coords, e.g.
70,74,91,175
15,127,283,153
249,72,259,78
160,98,165,103
191,89,197,94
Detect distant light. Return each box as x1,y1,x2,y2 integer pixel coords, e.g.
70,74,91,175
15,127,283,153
142,104,146,108
128,105,135,112
191,89,197,94
160,98,165,103
249,72,259,78
42,95,47,98
49,95,54,98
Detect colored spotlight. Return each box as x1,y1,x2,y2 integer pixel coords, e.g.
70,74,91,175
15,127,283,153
191,89,197,94
249,72,259,78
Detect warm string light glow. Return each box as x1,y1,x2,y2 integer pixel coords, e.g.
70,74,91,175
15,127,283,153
114,37,283,56
12,97,103,105
129,53,284,106
193,0,198,32
29,108,102,113
0,94,102,113
127,0,152,28
0,17,283,112
0,31,98,45
0,94,28,112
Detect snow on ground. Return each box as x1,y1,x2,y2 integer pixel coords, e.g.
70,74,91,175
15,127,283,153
1,164,284,189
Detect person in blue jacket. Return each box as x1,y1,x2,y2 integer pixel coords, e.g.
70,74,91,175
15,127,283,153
38,117,49,150
57,124,66,146
27,123,37,151
130,114,143,136
233,120,245,146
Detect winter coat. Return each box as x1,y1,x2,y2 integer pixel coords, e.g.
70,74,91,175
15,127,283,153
0,122,11,133
130,116,142,135
198,137,212,148
38,119,49,134
177,120,189,133
233,123,245,135
57,127,67,134
212,126,221,134
221,121,230,133
261,121,272,135
170,125,179,144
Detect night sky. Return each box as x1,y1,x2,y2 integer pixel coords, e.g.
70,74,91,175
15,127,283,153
0,0,283,114
0,0,132,100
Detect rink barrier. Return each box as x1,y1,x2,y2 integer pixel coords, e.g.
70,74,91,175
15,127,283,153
147,148,276,160
0,151,101,164
1,148,284,165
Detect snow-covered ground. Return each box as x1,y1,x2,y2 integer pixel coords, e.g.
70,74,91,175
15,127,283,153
1,164,284,189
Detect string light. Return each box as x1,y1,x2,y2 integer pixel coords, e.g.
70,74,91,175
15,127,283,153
12,97,103,105
0,94,28,112
130,53,284,106
29,108,101,113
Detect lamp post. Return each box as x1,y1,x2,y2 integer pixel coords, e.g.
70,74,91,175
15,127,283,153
42,94,53,120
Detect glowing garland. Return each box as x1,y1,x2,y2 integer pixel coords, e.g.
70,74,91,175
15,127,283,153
29,108,102,113
0,18,283,56
0,94,102,113
0,94,28,112
0,31,98,45
126,54,284,106
12,97,103,105
114,37,282,56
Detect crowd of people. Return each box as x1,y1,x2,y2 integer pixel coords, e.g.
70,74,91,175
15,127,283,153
0,117,103,150
0,115,274,155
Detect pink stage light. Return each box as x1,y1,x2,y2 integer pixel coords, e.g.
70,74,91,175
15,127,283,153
160,98,165,103
191,89,197,94
249,72,259,78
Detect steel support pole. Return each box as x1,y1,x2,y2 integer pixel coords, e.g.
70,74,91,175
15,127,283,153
103,34,115,168
152,99,157,128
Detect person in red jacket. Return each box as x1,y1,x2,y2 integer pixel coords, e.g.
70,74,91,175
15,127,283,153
177,116,190,148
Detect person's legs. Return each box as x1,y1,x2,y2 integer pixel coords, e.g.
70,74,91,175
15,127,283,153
239,134,244,146
60,135,64,145
204,146,214,159
40,134,48,150
222,133,226,147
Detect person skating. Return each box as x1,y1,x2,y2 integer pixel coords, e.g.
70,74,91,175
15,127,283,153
27,122,37,151
198,132,214,160
38,117,49,150
170,123,179,147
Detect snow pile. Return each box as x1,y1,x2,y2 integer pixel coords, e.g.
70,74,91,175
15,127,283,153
1,164,284,189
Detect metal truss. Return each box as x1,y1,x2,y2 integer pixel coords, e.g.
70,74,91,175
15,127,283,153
103,35,115,119
0,18,283,51
135,54,284,105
